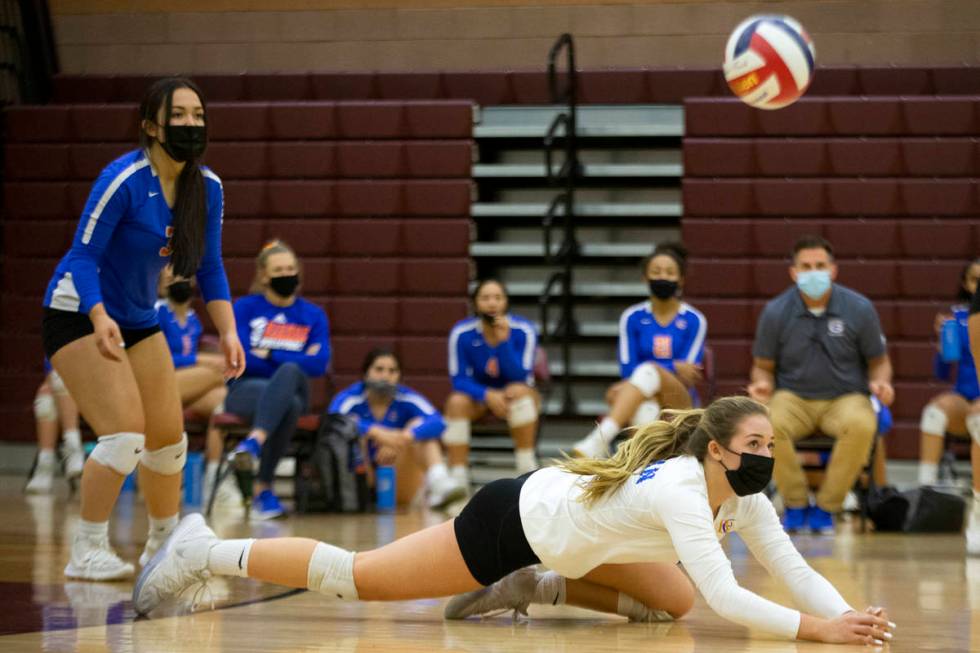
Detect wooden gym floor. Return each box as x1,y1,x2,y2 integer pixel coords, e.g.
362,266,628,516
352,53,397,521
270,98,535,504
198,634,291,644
0,476,976,653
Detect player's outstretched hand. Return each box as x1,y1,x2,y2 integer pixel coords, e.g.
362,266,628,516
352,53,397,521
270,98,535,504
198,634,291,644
822,609,895,647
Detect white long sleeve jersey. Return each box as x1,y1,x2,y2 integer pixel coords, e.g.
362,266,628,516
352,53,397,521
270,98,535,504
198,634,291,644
518,456,852,639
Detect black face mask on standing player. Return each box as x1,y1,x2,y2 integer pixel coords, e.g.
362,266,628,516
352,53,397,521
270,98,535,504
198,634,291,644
648,279,679,300
158,124,208,163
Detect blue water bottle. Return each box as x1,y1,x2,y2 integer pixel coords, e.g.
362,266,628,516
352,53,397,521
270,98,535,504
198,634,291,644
183,451,204,506
376,465,396,512
941,318,961,363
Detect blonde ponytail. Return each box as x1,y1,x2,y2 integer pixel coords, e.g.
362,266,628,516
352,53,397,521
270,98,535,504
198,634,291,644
558,396,768,506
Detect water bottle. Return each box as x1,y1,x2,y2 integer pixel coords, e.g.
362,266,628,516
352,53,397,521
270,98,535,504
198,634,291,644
375,465,396,512
941,318,961,363
183,451,204,506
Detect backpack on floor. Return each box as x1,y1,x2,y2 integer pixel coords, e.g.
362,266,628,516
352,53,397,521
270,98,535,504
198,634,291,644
867,484,965,533
294,413,370,514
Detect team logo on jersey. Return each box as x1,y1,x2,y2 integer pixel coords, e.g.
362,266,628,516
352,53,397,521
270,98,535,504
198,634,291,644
720,519,735,534
181,333,192,356
676,319,687,330
827,319,845,337
485,357,500,378
159,226,174,257
653,335,673,359
249,315,310,352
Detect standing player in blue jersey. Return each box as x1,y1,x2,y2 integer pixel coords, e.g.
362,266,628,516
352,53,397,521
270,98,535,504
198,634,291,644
41,77,245,580
917,258,980,554
330,349,467,510
444,280,540,485
573,243,707,459
156,268,232,507
227,240,331,519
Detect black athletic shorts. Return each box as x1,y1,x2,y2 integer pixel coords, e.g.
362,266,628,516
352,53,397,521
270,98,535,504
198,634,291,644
42,307,161,360
453,471,541,586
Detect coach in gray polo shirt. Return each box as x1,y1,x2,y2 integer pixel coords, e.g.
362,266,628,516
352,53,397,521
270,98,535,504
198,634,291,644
748,235,894,535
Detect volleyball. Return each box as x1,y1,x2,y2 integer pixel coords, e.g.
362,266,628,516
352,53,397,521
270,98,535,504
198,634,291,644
723,14,815,110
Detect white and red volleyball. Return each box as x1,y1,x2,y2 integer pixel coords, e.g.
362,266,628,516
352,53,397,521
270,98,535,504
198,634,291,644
723,15,815,110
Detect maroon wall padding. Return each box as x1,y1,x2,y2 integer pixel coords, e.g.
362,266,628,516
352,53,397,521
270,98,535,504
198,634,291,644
683,91,980,459
46,66,980,105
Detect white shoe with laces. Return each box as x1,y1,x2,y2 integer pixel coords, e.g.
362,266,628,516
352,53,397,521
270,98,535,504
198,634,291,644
133,513,218,616
64,535,135,581
570,430,609,460
428,473,468,510
444,566,538,620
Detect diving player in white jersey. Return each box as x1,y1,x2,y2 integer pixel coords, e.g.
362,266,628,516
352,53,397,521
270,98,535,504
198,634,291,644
41,77,245,580
134,396,894,647
573,242,707,458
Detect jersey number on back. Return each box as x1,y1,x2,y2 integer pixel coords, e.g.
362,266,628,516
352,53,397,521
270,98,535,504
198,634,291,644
636,460,665,485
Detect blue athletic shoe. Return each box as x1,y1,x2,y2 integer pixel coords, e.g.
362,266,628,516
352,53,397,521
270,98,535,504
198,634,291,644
782,506,808,533
253,489,285,520
808,506,835,535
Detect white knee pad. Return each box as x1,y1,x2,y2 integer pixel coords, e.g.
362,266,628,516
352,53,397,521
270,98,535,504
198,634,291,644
33,393,57,421
90,432,145,475
140,433,188,476
628,362,662,399
919,404,949,436
630,400,661,427
48,370,67,396
443,418,471,446
307,541,359,601
967,414,980,447
507,395,538,428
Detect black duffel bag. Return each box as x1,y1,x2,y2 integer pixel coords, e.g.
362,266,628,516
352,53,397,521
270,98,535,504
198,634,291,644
867,485,965,533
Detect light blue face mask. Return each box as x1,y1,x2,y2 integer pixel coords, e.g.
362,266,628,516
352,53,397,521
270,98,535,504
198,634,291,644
796,269,832,300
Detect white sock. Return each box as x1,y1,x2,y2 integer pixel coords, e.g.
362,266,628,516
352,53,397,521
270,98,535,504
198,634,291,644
450,465,469,482
207,539,255,577
532,570,566,606
617,592,670,622
515,448,538,473
78,519,108,541
919,462,939,485
426,462,449,485
37,449,56,466
148,515,179,541
596,417,621,445
63,428,82,450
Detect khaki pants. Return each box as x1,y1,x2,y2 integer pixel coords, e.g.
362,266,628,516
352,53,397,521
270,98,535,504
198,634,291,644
770,390,877,512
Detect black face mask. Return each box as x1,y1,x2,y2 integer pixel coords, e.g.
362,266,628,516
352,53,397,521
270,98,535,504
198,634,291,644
478,312,498,326
167,280,193,304
365,379,397,398
648,279,679,300
717,443,774,497
268,274,300,299
159,124,207,163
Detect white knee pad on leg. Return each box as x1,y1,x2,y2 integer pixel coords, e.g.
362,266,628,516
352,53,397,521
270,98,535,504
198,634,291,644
919,403,949,436
140,433,188,476
90,432,145,475
48,370,67,396
33,394,56,421
507,396,538,428
628,362,662,399
630,400,661,427
967,414,980,447
443,419,471,446
307,542,359,601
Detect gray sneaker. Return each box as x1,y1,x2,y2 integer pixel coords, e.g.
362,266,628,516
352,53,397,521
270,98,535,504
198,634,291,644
444,566,538,620
132,513,217,616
